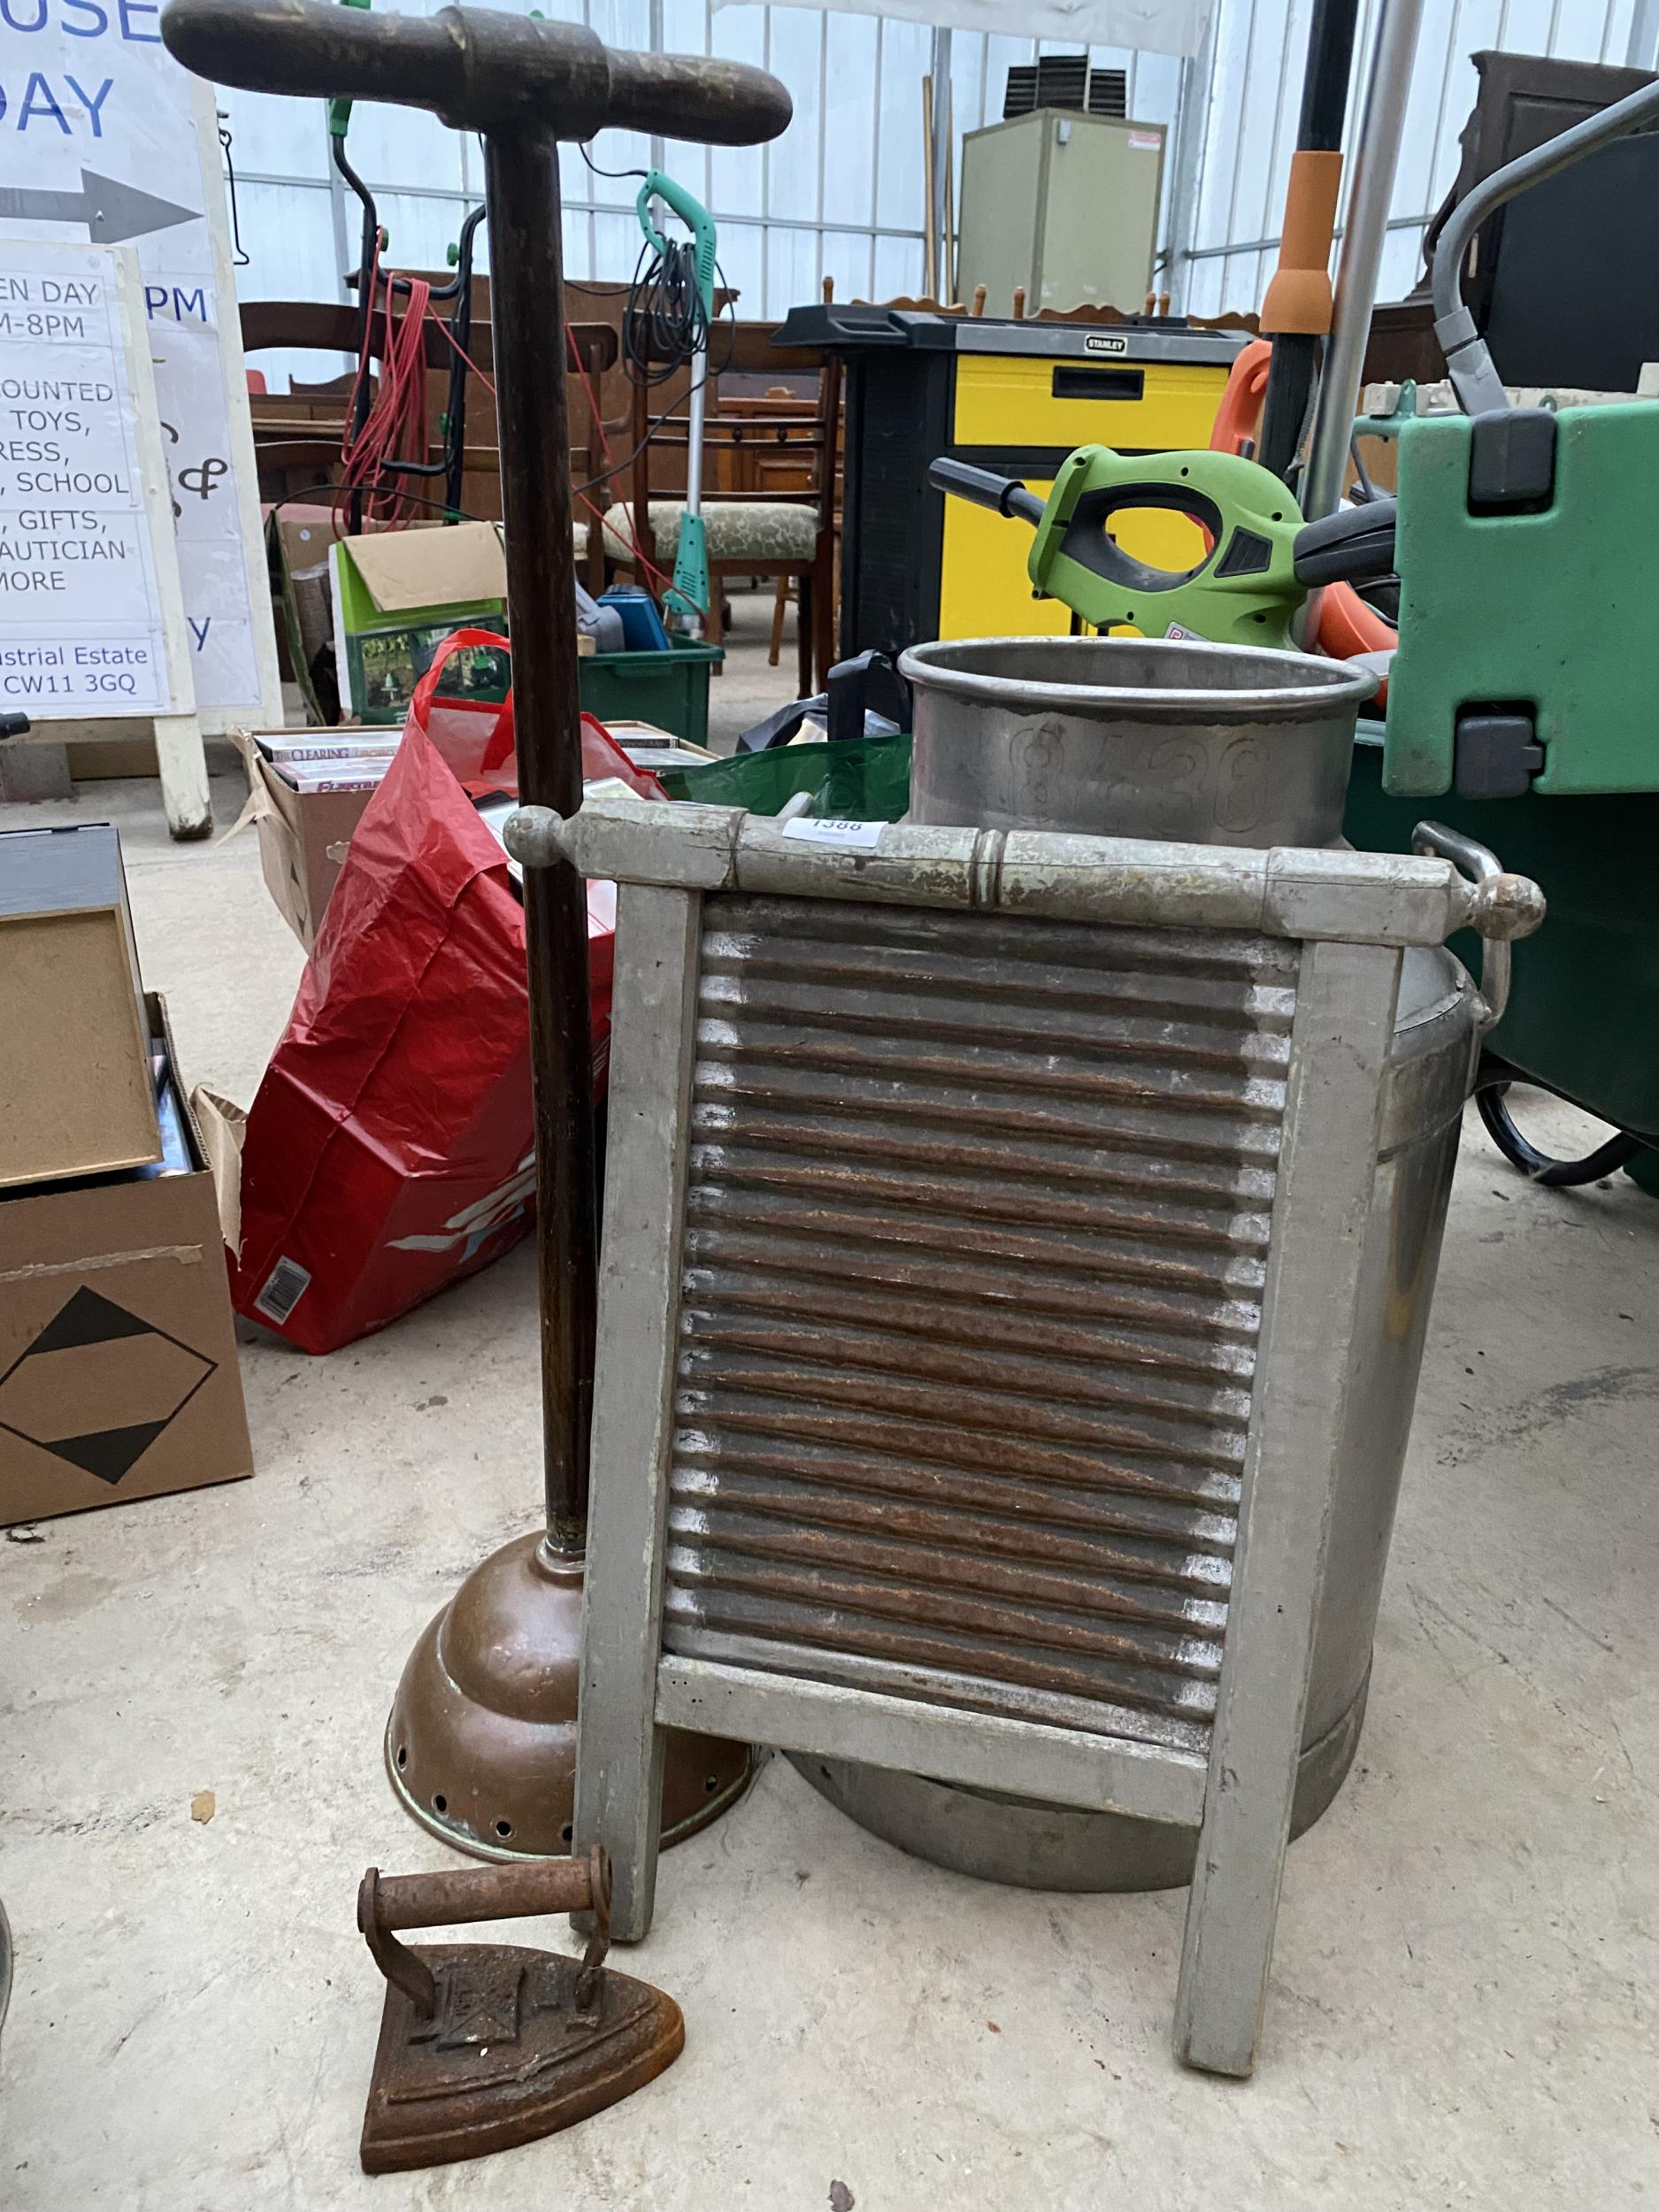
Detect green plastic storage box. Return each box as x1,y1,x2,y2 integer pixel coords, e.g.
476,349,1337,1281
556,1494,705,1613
579,641,723,749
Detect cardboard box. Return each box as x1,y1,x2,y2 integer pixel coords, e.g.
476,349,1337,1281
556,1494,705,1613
0,823,161,1190
271,507,342,721
0,995,253,1527
231,731,378,951
330,521,508,724
274,511,336,665
603,720,716,774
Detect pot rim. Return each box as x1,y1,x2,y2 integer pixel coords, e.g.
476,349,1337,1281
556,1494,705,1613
897,635,1379,724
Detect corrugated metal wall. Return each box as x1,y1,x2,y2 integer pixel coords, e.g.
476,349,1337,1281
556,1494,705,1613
220,0,1655,374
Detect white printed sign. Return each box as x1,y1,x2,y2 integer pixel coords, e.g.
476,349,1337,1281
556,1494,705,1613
714,0,1215,60
0,239,183,714
0,15,280,725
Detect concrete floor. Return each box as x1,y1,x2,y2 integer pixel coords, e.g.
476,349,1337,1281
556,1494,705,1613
4,606,1657,2208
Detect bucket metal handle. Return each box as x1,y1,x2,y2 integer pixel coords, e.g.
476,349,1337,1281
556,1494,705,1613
1411,820,1544,1033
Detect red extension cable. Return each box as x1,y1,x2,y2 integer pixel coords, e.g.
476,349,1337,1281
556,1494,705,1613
340,249,672,595
338,232,432,527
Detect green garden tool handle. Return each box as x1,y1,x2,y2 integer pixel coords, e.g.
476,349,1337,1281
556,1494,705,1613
636,168,718,318
932,447,1397,623
928,457,1046,526
930,443,1306,646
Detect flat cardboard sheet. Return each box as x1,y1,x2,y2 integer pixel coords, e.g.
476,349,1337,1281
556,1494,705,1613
0,824,161,1189
343,521,507,612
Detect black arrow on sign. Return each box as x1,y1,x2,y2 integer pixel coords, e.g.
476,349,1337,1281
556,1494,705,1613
0,169,199,246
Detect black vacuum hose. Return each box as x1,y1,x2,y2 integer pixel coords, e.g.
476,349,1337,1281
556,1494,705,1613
1473,1076,1643,1188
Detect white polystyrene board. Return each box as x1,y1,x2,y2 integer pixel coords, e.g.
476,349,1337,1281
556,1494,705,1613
181,75,283,733
711,0,1217,60
0,20,282,729
0,238,191,718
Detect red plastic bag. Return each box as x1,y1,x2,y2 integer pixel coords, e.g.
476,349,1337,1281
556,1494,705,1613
409,627,665,799
406,626,515,782
230,725,614,1354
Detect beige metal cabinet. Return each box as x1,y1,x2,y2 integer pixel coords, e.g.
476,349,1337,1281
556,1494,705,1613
956,109,1167,318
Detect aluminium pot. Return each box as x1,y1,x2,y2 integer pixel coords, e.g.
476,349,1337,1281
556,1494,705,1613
902,634,1371,849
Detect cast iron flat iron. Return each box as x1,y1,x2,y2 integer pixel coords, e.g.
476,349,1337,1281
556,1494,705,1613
357,1847,682,2173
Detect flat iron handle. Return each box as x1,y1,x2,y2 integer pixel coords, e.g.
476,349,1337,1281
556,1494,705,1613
359,1848,613,2019
361,1847,607,1932
161,0,792,145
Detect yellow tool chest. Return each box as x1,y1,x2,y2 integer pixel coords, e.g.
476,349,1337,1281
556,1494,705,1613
773,305,1245,653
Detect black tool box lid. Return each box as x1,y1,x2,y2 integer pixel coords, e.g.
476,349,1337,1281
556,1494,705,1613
773,304,1246,367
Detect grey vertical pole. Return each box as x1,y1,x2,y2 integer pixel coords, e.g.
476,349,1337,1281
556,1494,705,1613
1627,0,1659,70
326,111,352,303
1300,0,1425,523
1163,5,1218,315
648,0,666,176
931,23,954,300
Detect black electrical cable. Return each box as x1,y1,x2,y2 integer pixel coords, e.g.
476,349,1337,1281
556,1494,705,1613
570,366,716,503
580,142,648,182
622,231,710,388
267,483,483,527
1348,431,1378,503
578,243,736,502
1473,1075,1643,1188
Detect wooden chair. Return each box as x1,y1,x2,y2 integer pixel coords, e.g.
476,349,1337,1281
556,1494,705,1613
239,300,617,568
721,382,828,666
602,322,840,695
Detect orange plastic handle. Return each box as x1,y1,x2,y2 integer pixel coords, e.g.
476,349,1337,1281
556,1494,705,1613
1315,581,1395,706
1210,338,1272,457
1260,149,1343,336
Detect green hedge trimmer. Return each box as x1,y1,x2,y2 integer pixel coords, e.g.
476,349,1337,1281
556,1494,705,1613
931,448,1394,649
634,168,718,637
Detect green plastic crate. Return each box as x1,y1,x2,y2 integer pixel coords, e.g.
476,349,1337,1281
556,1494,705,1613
1384,402,1659,797
1345,725,1659,1148
657,731,911,818
579,641,723,748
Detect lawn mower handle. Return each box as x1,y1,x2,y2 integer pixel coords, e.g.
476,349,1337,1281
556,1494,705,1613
162,0,793,145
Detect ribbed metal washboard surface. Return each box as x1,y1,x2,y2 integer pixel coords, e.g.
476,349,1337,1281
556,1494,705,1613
665,895,1298,1759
